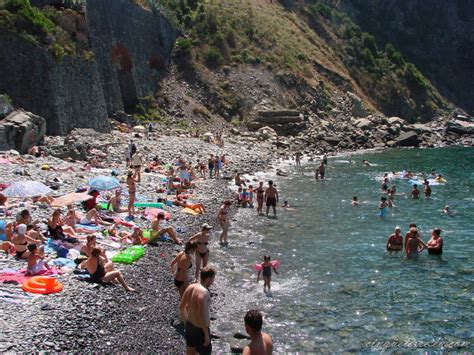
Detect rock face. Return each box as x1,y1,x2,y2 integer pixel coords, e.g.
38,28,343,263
0,110,47,153
0,0,177,135
0,95,14,119
396,131,419,147
248,110,307,136
344,0,474,115
347,92,368,118
86,0,177,114
447,119,474,135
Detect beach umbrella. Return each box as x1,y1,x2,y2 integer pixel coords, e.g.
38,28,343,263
3,180,52,198
51,192,93,207
88,176,120,191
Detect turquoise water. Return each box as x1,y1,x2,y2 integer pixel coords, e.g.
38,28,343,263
211,147,474,352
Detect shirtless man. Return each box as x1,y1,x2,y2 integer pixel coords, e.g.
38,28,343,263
254,182,265,215
386,226,403,251
423,180,431,198
405,226,427,258
243,309,273,355
410,184,420,199
179,267,217,355
264,181,278,217
150,212,182,245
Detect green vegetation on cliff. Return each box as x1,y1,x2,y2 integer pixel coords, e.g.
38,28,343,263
151,0,450,122
0,0,90,60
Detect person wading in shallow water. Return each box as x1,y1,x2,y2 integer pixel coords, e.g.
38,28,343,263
180,266,216,355
264,180,278,217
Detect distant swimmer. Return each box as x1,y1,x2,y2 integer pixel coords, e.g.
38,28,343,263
242,309,273,355
405,226,427,258
423,179,432,198
378,197,388,219
386,226,403,251
442,205,452,216
403,171,414,179
410,184,420,199
363,159,372,167
352,196,359,206
434,174,445,182
427,228,443,255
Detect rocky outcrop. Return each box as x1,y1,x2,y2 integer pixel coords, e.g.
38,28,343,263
86,0,178,114
343,0,474,115
0,31,108,135
248,110,308,136
347,92,368,117
0,0,177,135
0,110,47,153
447,119,474,135
395,131,419,147
0,95,14,119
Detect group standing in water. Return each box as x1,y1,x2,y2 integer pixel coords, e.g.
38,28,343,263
386,225,444,257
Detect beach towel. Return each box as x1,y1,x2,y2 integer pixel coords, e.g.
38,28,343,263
182,207,200,216
76,224,102,231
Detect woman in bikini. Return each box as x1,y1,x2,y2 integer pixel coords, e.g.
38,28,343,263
84,247,135,292
12,224,36,259
48,209,75,240
255,182,265,215
127,170,139,218
217,200,231,244
170,241,197,298
188,223,213,282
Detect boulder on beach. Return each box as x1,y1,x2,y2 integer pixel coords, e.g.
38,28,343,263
446,119,474,135
0,109,47,153
395,130,419,147
347,92,368,118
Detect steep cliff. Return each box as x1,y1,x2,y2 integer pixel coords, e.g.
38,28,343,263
342,0,474,115
0,30,108,135
86,0,177,114
0,0,177,134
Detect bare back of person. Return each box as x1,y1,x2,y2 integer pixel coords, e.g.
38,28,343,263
265,187,277,199
243,332,273,355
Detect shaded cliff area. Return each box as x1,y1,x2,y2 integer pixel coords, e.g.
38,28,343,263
0,0,177,134
342,0,474,115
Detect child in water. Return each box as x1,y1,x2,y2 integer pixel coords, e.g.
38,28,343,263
257,255,278,293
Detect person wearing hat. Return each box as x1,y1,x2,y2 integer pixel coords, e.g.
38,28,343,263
386,226,403,251
405,226,428,258
427,228,443,255
189,223,213,282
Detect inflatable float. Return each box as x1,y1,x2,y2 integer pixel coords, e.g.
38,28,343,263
253,260,281,271
112,245,145,264
134,202,165,208
22,276,63,294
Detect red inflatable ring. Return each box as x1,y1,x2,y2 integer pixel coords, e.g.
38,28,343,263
22,276,63,294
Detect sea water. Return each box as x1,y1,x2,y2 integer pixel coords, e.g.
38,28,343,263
210,147,474,352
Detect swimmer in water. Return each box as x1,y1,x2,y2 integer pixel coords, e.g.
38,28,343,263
378,197,388,219
405,226,427,258
423,179,431,198
352,196,359,206
257,255,278,293
363,160,371,166
410,184,420,199
442,205,452,215
427,228,443,255
386,226,403,251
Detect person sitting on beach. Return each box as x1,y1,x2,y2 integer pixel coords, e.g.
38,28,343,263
257,255,278,294
188,223,213,282
107,189,127,213
405,226,427,258
235,172,246,187
27,146,46,158
170,240,197,298
26,224,46,247
423,179,432,198
427,228,443,255
64,205,98,234
0,192,18,209
66,206,110,227
26,244,51,275
217,200,231,244
150,212,182,245
84,247,135,291
242,309,273,355
16,209,35,226
173,197,206,214
130,226,147,245
48,209,76,240
107,224,131,241
386,226,403,251
12,224,36,259
83,190,100,211
410,184,420,199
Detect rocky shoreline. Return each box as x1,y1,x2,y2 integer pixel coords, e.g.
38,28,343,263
0,128,272,353
1,118,473,352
